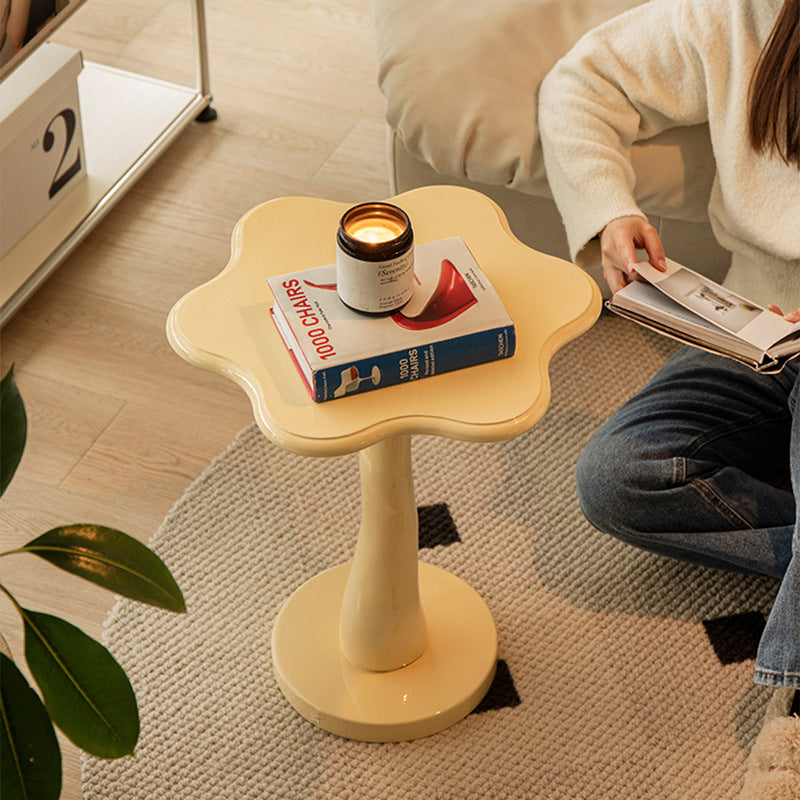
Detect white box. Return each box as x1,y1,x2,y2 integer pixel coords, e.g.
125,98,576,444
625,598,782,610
0,43,87,258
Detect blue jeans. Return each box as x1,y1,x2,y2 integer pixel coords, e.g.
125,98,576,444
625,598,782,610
576,346,800,689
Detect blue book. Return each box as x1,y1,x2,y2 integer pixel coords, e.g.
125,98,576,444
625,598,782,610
267,237,515,402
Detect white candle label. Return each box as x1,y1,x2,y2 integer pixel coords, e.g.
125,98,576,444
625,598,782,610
336,248,414,313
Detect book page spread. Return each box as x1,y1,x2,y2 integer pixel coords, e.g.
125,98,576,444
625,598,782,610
631,259,800,354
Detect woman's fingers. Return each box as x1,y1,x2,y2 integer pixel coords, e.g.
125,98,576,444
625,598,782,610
641,224,667,271
768,304,800,322
600,215,666,292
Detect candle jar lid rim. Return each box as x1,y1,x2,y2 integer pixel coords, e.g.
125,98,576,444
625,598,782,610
337,202,413,261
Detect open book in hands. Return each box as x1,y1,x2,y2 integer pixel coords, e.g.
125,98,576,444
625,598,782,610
606,258,800,373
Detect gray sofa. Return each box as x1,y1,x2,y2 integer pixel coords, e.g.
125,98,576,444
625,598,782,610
372,0,731,292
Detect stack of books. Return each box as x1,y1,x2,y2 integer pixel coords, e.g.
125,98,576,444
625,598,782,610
267,236,515,402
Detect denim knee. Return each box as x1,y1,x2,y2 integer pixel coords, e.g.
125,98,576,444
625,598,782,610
575,429,650,537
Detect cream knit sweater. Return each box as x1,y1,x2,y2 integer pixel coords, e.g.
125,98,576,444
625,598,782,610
539,0,800,310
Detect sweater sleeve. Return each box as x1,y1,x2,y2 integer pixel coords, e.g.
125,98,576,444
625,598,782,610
539,0,710,264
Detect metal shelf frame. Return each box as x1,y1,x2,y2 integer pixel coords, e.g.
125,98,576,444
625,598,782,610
0,0,214,326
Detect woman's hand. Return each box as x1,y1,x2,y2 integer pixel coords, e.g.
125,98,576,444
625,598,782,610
599,215,667,294
768,305,800,323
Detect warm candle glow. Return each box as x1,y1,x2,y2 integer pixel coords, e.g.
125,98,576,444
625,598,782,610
351,225,396,244
346,216,406,244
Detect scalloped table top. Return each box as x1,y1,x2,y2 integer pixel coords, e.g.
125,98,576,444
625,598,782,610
167,186,601,457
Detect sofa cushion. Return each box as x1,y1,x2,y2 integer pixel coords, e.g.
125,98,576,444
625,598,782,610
373,0,715,221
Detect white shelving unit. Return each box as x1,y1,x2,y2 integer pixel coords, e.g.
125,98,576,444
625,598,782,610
0,0,213,326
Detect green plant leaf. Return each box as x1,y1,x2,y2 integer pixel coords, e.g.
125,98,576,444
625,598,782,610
1,652,62,800
21,609,139,759
22,525,186,613
0,365,27,497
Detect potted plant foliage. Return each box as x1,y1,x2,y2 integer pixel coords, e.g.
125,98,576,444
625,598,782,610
0,365,186,800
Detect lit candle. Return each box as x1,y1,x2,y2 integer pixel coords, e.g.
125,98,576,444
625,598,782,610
336,202,415,313
347,217,407,244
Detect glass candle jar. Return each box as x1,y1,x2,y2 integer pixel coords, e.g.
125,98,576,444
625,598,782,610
336,202,414,313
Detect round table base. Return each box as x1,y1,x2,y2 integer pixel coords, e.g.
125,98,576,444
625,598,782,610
271,561,498,742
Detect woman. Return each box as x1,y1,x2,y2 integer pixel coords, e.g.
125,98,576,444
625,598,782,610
539,0,800,718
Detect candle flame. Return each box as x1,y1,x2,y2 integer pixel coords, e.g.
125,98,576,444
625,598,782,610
347,217,405,244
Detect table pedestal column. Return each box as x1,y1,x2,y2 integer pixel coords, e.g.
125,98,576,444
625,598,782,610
340,435,427,671
271,434,498,742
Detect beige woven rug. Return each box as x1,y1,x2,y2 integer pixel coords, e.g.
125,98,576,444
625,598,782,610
82,314,781,800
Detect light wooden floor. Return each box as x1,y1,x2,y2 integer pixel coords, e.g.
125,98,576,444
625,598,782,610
0,1,390,795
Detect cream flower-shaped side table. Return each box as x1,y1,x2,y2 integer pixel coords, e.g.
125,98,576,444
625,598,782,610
167,185,601,742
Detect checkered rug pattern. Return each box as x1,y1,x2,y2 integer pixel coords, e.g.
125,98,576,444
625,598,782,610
82,314,784,799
